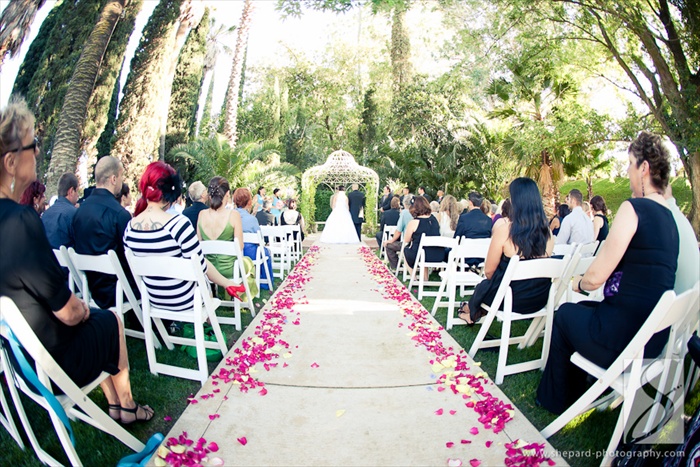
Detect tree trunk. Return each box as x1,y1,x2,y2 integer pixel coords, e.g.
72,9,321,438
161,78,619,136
683,151,700,233
157,0,202,160
390,6,411,95
45,0,126,196
223,0,254,147
0,0,46,72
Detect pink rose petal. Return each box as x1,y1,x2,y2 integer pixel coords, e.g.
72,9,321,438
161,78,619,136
310,362,319,368
469,460,481,467
237,437,247,446
460,439,471,444
469,427,479,435
163,415,172,422
208,414,220,420
485,440,492,448
446,442,455,448
449,410,457,415
259,387,268,396
435,408,444,415
207,441,219,452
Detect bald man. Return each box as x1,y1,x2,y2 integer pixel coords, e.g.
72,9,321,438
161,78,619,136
73,157,136,308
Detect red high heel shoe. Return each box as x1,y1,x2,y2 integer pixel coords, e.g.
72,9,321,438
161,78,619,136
225,283,246,301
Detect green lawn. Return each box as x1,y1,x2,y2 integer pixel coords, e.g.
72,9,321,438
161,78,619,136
1,252,697,466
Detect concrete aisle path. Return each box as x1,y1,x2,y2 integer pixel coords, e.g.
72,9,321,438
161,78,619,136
151,240,566,466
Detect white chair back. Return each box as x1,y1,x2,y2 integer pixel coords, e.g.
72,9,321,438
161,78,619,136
553,242,577,256
0,296,144,465
578,240,599,257
243,231,274,293
53,246,83,296
407,235,458,299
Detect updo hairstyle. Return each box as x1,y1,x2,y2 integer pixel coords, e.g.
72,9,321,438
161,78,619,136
590,195,607,214
628,131,671,190
208,176,230,210
0,98,35,158
134,161,182,216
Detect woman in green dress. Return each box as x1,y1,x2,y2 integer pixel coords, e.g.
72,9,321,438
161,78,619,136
197,176,256,298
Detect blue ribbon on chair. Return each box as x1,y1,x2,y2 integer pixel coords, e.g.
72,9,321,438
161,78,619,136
0,322,75,446
117,432,164,467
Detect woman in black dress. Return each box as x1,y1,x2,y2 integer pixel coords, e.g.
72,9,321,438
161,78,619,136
402,196,442,277
536,131,678,415
0,99,153,424
457,177,554,324
590,195,609,241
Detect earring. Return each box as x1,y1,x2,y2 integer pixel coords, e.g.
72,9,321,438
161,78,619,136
10,177,14,194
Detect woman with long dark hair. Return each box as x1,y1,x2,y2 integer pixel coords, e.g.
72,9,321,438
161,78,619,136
457,177,554,325
590,195,609,241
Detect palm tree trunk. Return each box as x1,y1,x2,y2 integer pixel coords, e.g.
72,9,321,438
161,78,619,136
45,0,127,195
223,0,254,147
0,0,46,72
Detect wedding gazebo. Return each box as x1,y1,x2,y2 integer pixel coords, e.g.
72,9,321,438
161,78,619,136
301,150,379,233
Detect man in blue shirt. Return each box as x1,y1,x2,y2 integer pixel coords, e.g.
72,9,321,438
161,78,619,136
42,172,79,249
73,156,134,309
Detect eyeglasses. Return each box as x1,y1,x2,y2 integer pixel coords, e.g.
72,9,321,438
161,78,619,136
9,137,39,154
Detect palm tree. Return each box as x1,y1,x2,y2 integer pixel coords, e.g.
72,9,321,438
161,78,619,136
45,0,127,195
223,0,255,147
0,0,46,71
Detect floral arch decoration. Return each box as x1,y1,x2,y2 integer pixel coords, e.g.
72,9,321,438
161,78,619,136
301,150,379,233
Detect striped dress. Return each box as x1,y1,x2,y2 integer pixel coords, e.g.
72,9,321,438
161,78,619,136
123,215,207,312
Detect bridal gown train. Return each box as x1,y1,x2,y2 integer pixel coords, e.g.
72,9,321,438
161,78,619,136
320,191,360,244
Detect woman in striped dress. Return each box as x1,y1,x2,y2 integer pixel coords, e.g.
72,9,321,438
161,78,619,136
123,162,244,311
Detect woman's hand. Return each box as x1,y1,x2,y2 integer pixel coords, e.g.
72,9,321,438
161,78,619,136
54,294,90,326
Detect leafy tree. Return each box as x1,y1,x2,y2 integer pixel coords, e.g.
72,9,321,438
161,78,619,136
164,7,210,156
110,0,183,185
0,0,47,71
47,0,138,195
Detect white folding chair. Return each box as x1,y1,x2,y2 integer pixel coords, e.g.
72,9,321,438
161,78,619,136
53,246,83,297
394,239,410,281
243,231,274,295
126,251,228,386
260,225,292,281
565,254,604,303
408,236,458,299
0,367,23,449
578,240,599,257
0,296,144,465
201,239,256,327
432,238,491,329
67,248,171,350
379,225,397,263
468,255,568,384
553,242,577,256
541,283,700,466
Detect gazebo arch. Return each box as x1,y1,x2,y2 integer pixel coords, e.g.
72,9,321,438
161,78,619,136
301,150,379,234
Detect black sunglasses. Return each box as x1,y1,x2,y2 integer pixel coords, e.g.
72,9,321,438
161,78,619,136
9,137,39,154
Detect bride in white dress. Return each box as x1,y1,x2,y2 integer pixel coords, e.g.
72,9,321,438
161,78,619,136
320,187,360,244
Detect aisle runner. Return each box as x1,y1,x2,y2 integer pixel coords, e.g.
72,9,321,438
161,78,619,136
151,245,558,467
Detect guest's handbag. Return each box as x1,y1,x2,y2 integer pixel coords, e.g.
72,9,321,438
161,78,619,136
603,270,623,297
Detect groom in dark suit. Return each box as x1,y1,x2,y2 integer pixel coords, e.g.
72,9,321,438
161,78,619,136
348,183,366,241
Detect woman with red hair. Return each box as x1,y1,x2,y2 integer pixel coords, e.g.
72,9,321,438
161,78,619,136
19,179,46,215
124,162,244,311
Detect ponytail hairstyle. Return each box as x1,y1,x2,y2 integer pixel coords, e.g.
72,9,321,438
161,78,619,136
134,161,181,216
208,176,230,210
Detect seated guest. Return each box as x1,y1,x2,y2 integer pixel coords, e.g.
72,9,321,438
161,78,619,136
537,131,679,415
197,176,254,300
436,194,460,238
664,185,699,294
457,178,554,325
430,200,440,214
375,196,400,247
73,156,134,309
590,195,609,242
280,198,306,241
117,182,132,211
555,189,594,245
385,194,415,269
480,198,492,217
453,192,492,240
492,198,511,227
256,200,276,226
0,99,153,423
403,196,442,278
549,204,570,236
182,181,209,228
233,187,274,289
123,162,245,310
19,179,46,215
42,172,79,248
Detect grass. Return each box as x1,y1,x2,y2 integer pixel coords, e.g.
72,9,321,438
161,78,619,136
1,246,697,466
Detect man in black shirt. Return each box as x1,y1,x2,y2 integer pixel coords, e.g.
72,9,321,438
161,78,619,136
182,180,208,228
256,200,276,226
73,156,134,309
454,191,492,240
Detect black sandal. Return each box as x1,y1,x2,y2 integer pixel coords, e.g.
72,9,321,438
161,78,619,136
120,404,155,425
456,302,487,326
108,404,121,421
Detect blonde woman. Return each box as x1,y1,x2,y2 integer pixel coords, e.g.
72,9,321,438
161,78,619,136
436,194,460,238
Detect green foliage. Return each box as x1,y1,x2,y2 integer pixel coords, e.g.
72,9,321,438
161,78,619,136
313,186,334,223
165,8,210,156
17,0,105,177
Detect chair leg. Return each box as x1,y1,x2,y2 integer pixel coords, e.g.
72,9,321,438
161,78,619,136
431,277,447,316
541,380,612,438
194,319,208,386
495,312,512,385
468,310,496,358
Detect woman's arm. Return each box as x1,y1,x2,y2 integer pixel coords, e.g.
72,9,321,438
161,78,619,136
592,215,603,241
403,219,419,244
484,220,508,279
54,294,90,326
230,210,244,251
575,201,637,292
